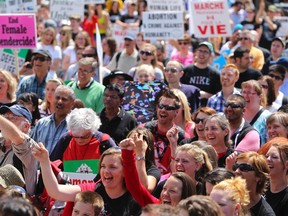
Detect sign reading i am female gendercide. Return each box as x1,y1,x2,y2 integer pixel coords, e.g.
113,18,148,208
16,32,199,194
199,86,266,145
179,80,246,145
0,14,36,49
189,0,231,38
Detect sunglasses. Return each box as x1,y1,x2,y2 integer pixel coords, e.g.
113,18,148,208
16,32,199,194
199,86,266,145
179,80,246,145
158,103,179,111
224,102,243,109
82,53,96,58
178,41,189,45
33,56,48,62
233,163,255,172
140,50,153,56
239,37,249,41
194,118,205,124
164,68,178,73
268,73,283,81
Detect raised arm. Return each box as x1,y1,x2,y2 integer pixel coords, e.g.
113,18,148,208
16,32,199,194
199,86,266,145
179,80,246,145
167,126,178,173
32,142,81,201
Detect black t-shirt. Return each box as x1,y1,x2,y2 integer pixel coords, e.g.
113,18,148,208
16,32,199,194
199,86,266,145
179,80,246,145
250,197,275,216
120,14,139,24
266,187,288,216
96,183,141,216
235,68,262,89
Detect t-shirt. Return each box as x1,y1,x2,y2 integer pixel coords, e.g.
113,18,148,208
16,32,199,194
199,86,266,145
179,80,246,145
266,187,288,216
235,68,262,89
250,197,275,216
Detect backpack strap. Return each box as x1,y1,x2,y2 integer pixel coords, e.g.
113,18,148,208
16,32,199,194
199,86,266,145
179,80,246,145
115,51,122,69
250,108,264,126
94,132,111,154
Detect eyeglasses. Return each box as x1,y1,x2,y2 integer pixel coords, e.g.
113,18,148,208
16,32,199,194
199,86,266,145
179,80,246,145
103,94,119,100
140,50,153,56
164,68,178,73
194,118,205,124
2,114,23,121
82,53,96,58
261,84,269,89
71,132,92,139
224,102,243,109
239,37,249,41
33,56,48,62
268,73,283,81
241,91,258,96
197,49,210,55
232,163,255,172
178,41,189,45
157,103,179,111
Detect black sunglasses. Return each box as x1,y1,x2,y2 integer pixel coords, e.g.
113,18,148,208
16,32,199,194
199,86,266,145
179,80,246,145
158,103,179,111
140,50,153,56
33,56,48,62
164,68,178,73
224,102,243,109
233,163,255,172
82,53,96,58
268,73,283,81
194,118,205,124
178,41,189,45
239,37,249,41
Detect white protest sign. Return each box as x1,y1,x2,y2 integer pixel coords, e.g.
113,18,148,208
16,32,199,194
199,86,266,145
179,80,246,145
189,0,231,38
147,0,184,11
0,49,28,76
142,12,184,41
84,0,105,4
50,0,84,23
0,0,6,14
275,16,288,38
63,172,95,185
111,24,139,50
6,0,37,13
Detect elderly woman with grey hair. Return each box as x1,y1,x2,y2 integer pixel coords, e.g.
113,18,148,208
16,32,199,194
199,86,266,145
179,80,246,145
50,108,116,161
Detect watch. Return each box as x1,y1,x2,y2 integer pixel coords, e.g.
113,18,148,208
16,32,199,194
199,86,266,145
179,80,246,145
136,155,145,161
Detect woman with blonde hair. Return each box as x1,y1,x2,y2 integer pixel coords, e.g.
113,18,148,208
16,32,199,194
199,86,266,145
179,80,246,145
128,43,164,81
0,69,17,106
241,80,271,145
170,88,194,138
170,34,193,66
210,177,250,216
37,27,62,78
39,78,63,117
62,30,91,72
58,25,74,51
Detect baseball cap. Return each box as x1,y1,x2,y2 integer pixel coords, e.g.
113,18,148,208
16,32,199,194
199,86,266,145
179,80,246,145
198,41,214,53
268,5,277,12
232,24,243,33
0,164,25,188
124,32,136,41
32,49,52,60
271,57,288,69
272,37,286,47
0,105,32,123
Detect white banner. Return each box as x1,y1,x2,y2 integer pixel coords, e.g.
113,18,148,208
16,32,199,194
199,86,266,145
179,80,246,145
142,12,184,41
189,0,231,38
111,24,139,50
50,0,84,23
147,0,184,11
6,0,37,13
275,16,288,38
84,0,105,4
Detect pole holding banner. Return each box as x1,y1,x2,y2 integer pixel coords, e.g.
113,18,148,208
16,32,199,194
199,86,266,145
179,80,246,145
13,49,19,80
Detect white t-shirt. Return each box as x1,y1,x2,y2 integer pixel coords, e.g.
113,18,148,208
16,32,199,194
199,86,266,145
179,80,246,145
63,45,77,65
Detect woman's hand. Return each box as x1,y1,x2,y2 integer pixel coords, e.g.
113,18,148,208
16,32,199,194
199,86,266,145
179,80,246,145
225,151,238,171
119,138,135,151
32,142,49,163
133,133,147,156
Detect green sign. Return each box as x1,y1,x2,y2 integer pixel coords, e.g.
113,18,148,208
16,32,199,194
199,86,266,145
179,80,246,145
64,159,99,174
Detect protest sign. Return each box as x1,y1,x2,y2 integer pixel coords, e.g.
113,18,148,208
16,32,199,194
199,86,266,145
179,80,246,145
0,14,37,49
111,24,139,50
147,0,184,11
6,0,37,13
50,0,84,23
142,12,184,41
0,0,6,14
63,159,99,185
189,0,231,38
275,16,288,38
0,49,28,76
84,0,104,4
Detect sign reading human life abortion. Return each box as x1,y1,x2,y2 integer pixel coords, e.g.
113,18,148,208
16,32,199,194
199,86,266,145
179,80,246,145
0,14,36,49
189,0,231,38
142,12,184,41
147,0,184,11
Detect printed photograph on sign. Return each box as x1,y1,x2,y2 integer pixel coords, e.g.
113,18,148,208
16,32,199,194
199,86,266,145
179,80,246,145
189,0,232,38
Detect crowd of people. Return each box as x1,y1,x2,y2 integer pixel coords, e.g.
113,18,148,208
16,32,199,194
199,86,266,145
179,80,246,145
1,0,288,215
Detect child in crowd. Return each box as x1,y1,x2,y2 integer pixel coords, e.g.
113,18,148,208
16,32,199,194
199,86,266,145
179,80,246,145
72,191,104,216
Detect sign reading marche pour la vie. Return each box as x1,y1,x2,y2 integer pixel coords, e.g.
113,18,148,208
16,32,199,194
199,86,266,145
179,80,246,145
0,14,37,49
63,159,99,185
